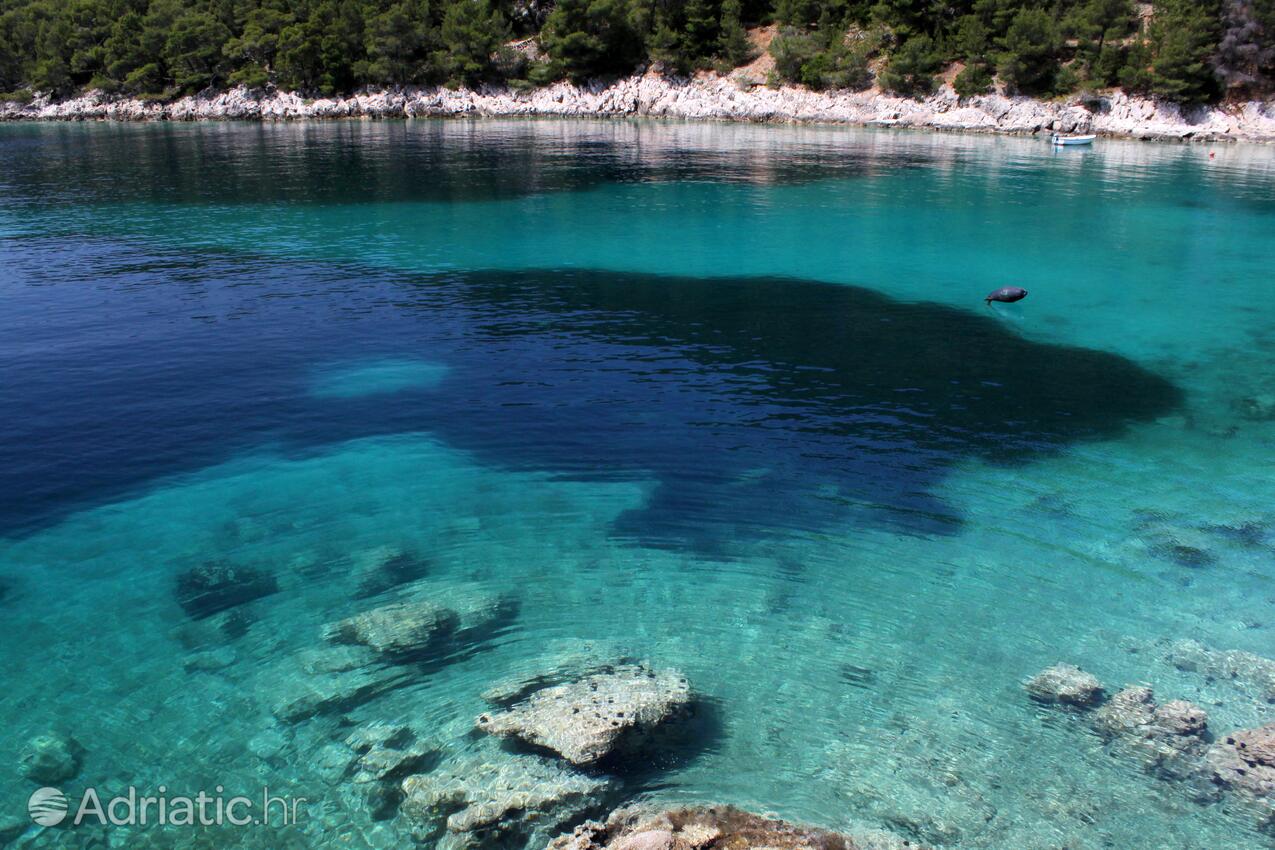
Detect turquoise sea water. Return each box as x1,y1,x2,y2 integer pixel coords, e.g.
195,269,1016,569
2,120,1275,849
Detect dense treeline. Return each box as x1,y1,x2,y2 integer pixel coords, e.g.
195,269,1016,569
0,0,1271,104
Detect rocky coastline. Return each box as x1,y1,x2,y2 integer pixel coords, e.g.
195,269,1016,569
4,73,1275,142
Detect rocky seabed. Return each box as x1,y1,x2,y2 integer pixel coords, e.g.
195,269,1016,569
4,74,1275,141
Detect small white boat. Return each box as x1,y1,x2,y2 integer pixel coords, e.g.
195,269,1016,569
1051,133,1096,146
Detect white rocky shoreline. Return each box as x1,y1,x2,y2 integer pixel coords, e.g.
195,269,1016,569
4,72,1275,142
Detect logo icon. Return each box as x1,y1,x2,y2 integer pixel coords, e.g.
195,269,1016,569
28,787,68,826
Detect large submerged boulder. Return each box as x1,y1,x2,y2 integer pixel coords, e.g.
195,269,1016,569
1033,670,1219,805
1024,663,1105,707
270,645,418,723
1207,723,1275,799
1026,662,1275,829
173,561,278,619
1233,393,1275,422
400,744,608,850
480,639,637,707
428,583,520,645
1093,686,1209,740
351,545,431,598
345,723,436,785
273,583,516,723
476,665,691,766
1168,639,1275,702
324,599,460,657
1154,700,1209,738
1092,686,1156,738
340,722,437,820
19,732,84,785
547,804,914,850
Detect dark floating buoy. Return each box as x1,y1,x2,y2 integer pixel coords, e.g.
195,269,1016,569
985,286,1028,305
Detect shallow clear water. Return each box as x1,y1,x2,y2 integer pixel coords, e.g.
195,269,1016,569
2,120,1275,849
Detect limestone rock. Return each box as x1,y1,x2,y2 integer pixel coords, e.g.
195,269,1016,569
6,81,1275,143
270,646,418,722
272,585,514,722
1093,686,1155,738
476,665,691,765
1233,394,1275,421
426,582,520,642
324,599,459,656
313,740,360,784
400,745,608,849
1167,638,1275,702
0,815,26,846
547,805,876,850
613,829,675,850
351,545,429,597
1154,700,1209,737
183,646,238,673
1091,686,1209,746
296,644,376,674
344,723,435,784
247,726,291,762
20,732,84,784
172,608,254,647
1082,684,1211,788
481,639,635,706
173,561,278,619
1207,724,1275,799
345,721,410,754
1024,663,1105,707
1232,724,1275,766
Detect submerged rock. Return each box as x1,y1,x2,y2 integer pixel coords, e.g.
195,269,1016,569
172,607,255,649
1093,686,1156,738
1207,723,1275,799
1167,638,1275,702
183,646,238,673
400,744,608,849
0,816,26,846
352,545,430,598
270,645,418,723
345,723,435,784
274,584,515,723
324,599,459,656
1029,663,1221,798
341,722,437,820
547,804,901,850
476,665,691,766
1233,394,1275,422
1093,686,1209,744
1154,700,1209,737
1063,680,1213,793
1024,663,1105,707
480,639,636,706
19,732,84,785
427,583,521,645
247,726,292,762
1125,515,1220,569
173,561,279,619
1148,540,1216,569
